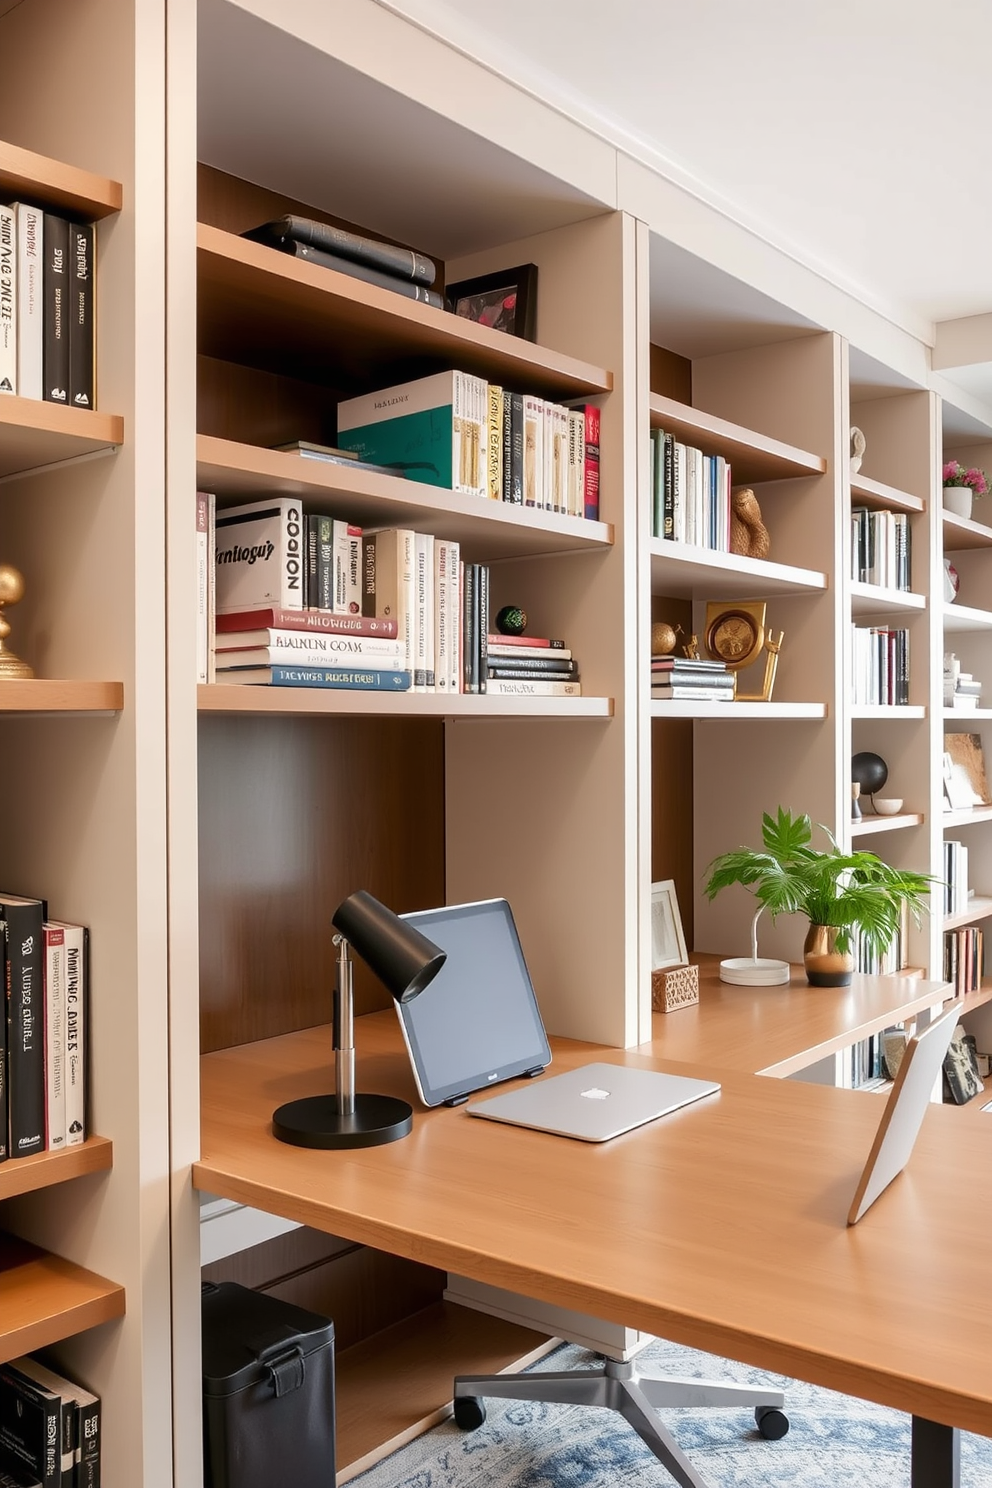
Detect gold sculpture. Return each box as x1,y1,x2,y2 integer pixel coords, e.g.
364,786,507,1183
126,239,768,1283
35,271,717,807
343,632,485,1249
0,565,33,678
651,621,683,656
729,489,770,560
703,600,783,702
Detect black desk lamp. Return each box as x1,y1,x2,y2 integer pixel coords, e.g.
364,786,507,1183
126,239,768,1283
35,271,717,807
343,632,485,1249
272,890,446,1150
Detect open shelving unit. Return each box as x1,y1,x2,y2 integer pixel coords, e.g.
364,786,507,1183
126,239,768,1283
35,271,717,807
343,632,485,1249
0,1235,125,1366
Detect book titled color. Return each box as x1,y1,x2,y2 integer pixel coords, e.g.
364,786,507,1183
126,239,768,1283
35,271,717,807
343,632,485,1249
216,666,412,691
215,608,398,638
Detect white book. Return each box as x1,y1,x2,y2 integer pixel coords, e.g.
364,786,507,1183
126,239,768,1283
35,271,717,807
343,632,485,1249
337,370,486,497
523,395,544,508
196,492,210,684
216,629,402,659
217,646,408,671
673,442,686,543
15,203,42,399
368,528,415,676
49,921,86,1146
43,924,67,1151
413,531,435,691
568,408,585,517
447,540,461,694
552,403,569,513
715,456,729,551
332,520,363,615
215,497,305,613
0,205,16,394
486,679,583,697
434,539,451,692
489,644,573,661
207,491,217,682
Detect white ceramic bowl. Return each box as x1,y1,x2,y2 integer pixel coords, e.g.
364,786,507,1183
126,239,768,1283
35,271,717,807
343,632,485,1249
873,797,904,816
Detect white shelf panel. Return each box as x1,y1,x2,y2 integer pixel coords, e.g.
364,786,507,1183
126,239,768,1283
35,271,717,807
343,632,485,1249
944,896,992,931
850,705,926,720
200,685,613,720
648,395,825,484
943,708,992,720
943,602,992,633
942,805,992,829
850,582,926,616
851,473,925,514
650,542,826,600
650,700,827,720
851,812,925,837
943,511,992,551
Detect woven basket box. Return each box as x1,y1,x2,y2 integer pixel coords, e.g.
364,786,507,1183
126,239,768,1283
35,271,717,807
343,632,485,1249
651,962,699,1013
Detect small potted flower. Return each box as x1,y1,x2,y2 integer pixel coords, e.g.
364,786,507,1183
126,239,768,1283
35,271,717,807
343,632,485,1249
943,459,990,520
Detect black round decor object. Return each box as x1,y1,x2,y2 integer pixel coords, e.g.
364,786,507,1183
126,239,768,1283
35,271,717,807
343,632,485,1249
755,1406,789,1440
851,751,888,796
495,605,527,636
271,1093,413,1148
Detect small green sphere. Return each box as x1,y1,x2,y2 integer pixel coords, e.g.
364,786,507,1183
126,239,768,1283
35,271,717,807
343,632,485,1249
495,605,527,636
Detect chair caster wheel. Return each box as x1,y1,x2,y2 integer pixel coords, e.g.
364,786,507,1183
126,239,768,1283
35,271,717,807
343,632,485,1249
755,1406,789,1440
454,1396,487,1431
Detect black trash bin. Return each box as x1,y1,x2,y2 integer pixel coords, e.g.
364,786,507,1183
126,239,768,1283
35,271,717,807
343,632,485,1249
202,1280,336,1488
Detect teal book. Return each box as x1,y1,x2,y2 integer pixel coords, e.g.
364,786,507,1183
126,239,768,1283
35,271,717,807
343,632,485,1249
337,371,487,497
216,665,412,691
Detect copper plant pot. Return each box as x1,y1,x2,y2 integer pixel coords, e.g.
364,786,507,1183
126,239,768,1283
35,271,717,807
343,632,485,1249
803,924,854,987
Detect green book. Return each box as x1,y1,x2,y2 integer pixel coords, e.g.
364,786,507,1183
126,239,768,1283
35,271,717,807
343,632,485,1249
337,370,487,496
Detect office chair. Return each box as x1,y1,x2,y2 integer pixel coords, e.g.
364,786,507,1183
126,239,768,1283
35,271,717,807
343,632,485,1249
453,1345,788,1488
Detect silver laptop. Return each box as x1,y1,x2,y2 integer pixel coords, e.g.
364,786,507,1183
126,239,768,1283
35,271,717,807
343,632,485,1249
466,1062,720,1142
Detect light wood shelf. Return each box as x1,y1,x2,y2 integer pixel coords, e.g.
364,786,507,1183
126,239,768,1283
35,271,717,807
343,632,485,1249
0,1137,112,1202
944,896,992,931
0,138,122,220
851,812,924,837
0,1234,125,1365
850,704,926,719
0,397,124,481
197,224,613,399
943,601,992,633
199,684,612,720
954,982,992,1018
648,394,825,484
942,804,992,829
943,707,992,720
943,510,992,551
850,473,925,514
850,581,926,616
0,680,123,713
650,699,827,720
650,540,826,599
197,435,614,559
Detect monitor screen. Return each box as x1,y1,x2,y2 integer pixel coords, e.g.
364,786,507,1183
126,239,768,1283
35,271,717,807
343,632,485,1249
397,899,552,1107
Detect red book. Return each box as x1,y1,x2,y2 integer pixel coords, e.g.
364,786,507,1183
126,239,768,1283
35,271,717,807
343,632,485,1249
486,633,565,649
215,607,398,638
582,404,600,521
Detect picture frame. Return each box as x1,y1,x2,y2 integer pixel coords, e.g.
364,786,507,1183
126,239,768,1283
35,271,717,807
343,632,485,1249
650,879,688,971
445,263,538,341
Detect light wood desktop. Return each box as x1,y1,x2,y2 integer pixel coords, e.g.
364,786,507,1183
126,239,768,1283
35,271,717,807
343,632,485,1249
196,1009,992,1484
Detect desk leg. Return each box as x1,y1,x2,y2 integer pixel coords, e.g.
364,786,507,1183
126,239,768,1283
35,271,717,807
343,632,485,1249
911,1417,960,1488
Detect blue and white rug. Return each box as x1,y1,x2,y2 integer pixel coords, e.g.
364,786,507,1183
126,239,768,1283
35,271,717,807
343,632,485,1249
350,1336,992,1488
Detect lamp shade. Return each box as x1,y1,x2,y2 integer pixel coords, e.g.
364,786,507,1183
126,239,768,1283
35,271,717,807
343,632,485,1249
332,890,446,1003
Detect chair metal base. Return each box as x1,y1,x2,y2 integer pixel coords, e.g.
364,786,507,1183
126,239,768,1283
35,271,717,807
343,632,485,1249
454,1356,787,1488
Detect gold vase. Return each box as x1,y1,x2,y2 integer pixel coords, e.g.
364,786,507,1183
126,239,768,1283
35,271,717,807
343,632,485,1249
803,924,854,987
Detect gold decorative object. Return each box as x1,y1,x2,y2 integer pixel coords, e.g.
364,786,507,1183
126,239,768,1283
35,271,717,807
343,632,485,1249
703,600,783,702
651,962,699,1013
651,621,683,656
803,924,854,988
0,565,33,679
683,633,700,660
729,489,770,559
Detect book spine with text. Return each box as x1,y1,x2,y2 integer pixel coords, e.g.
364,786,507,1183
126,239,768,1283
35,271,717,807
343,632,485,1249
487,679,582,696
3,897,45,1157
504,392,524,504
42,214,69,404
283,240,443,307
522,395,543,507
216,630,404,661
56,922,87,1146
43,925,67,1152
215,498,305,613
582,404,600,520
247,214,436,285
415,532,435,689
217,645,406,671
446,541,461,694
218,666,412,691
68,222,94,408
196,493,210,683
487,384,503,500
304,515,320,607
478,565,489,694
462,562,477,693
216,606,397,637
332,521,363,615
0,205,16,394
0,1363,61,1485
15,204,42,400
368,529,415,676
434,539,451,693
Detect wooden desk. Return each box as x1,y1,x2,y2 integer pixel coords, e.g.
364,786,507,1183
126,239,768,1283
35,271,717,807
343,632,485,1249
196,1012,991,1485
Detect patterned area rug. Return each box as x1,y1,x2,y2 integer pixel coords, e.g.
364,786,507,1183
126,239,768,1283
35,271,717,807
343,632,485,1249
351,1336,992,1488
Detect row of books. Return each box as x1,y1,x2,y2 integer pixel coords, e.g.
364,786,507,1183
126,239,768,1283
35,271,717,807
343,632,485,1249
943,653,983,711
848,916,908,978
850,507,912,591
243,213,443,308
944,925,984,997
650,656,733,701
1,893,87,1164
943,838,969,917
0,1354,100,1487
838,1029,889,1091
0,205,95,407
850,624,909,706
336,371,601,518
649,429,732,550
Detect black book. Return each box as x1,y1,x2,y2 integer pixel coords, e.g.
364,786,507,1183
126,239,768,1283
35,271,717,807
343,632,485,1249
487,655,579,676
8,1358,100,1488
1,896,45,1158
68,222,94,410
462,563,478,694
243,215,437,287
663,433,674,539
487,666,579,682
0,1365,61,1486
478,565,489,695
305,515,320,608
506,393,524,504
42,215,69,405
265,240,443,309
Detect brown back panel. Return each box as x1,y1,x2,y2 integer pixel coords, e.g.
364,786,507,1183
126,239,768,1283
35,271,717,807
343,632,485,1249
650,343,692,403
650,596,695,948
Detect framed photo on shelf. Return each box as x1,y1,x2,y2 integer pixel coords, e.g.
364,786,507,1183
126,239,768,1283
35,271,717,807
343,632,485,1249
650,879,688,971
445,263,538,341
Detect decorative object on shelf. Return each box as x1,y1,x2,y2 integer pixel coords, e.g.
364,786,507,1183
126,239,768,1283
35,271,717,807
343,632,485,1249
942,732,992,808
942,1025,983,1104
942,459,990,520
272,890,446,1149
851,750,888,811
495,605,527,636
0,565,33,679
651,962,699,1013
703,600,783,702
650,879,688,971
683,633,700,659
703,807,932,989
872,797,904,816
718,904,790,986
445,263,538,341
850,426,866,475
651,621,683,656
851,782,862,821
943,557,960,602
728,488,770,560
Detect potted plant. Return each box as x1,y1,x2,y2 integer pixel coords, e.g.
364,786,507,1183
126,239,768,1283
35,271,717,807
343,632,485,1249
703,808,931,987
943,459,990,520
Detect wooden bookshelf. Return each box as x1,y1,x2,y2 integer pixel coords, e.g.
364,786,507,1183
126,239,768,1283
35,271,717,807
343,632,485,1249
943,510,992,551
0,681,123,713
0,1138,113,1203
850,473,925,514
0,138,122,220
944,896,992,931
849,581,926,616
648,394,825,484
0,398,124,482
0,1234,125,1365
942,804,992,829
199,685,612,720
943,601,992,633
650,700,827,720
197,224,614,399
649,541,826,599
851,812,925,837
197,435,614,559
850,704,926,720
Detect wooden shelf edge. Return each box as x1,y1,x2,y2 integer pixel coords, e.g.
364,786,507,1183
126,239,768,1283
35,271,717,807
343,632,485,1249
942,805,992,829
651,700,827,720
0,680,124,713
944,897,992,931
851,812,924,836
0,139,122,220
942,510,992,550
648,393,825,478
849,582,926,613
0,1137,112,1202
649,539,826,594
0,1234,125,1366
199,685,613,720
850,706,926,719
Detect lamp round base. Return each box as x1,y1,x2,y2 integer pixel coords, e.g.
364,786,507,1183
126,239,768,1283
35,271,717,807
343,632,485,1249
272,1093,413,1149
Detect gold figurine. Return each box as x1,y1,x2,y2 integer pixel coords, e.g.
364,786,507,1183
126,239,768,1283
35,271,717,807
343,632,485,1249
0,565,34,678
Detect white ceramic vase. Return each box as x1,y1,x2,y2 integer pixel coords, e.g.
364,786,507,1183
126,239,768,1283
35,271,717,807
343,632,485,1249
944,485,973,520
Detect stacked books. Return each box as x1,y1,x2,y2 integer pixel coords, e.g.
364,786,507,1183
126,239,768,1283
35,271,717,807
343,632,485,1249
1,893,88,1164
944,653,983,711
0,1355,100,1486
850,624,909,705
944,925,984,996
851,507,912,590
336,372,600,518
651,656,734,701
485,634,581,697
650,428,731,548
243,214,444,308
943,839,969,915
0,205,95,406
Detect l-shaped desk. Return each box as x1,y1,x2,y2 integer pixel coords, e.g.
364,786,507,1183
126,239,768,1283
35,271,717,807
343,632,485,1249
194,966,990,1488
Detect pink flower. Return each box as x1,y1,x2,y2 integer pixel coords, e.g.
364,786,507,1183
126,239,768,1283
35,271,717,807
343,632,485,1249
943,460,962,482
